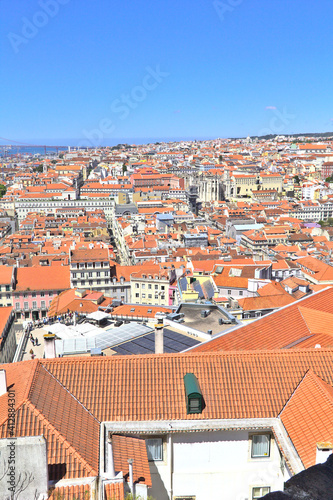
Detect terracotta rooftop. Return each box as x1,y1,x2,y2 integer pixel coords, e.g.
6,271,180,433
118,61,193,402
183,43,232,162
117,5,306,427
32,349,333,422
71,248,109,263
104,482,124,500
3,347,333,477
15,266,70,292
280,370,333,468
111,434,152,486
48,484,93,500
193,287,333,351
0,361,99,481
0,265,13,284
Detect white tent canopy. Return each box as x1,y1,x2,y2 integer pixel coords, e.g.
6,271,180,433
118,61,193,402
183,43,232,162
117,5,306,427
86,311,111,322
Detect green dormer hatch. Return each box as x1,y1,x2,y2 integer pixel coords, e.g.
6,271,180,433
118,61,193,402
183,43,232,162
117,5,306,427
184,373,204,414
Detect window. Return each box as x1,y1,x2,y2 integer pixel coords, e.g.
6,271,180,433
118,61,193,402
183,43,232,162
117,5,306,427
41,301,46,309
15,303,20,310
239,290,243,296
97,272,101,277
81,273,85,278
135,283,139,288
142,293,146,298
41,292,45,297
155,285,158,290
88,272,92,277
146,438,163,461
24,302,29,310
142,283,145,289
148,284,152,289
227,289,232,295
251,434,271,458
252,487,270,499
135,293,139,298
161,285,165,290
32,301,37,309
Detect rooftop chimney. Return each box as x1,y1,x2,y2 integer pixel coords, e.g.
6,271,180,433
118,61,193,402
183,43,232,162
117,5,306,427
43,334,56,359
128,458,134,495
0,370,7,396
155,312,166,354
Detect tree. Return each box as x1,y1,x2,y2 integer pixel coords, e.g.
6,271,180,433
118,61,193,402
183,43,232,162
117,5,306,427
0,184,6,198
293,175,300,185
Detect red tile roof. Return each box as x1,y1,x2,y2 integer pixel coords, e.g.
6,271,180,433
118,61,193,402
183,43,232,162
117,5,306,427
280,370,333,468
15,266,70,292
0,265,13,284
48,484,92,500
112,435,152,486
0,361,99,480
193,287,333,351
104,482,125,500
4,348,333,476
37,349,333,421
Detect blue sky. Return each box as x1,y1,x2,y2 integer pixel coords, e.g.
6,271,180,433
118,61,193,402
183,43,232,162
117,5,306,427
1,0,333,145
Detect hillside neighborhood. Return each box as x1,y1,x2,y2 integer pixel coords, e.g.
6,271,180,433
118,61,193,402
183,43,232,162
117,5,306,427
1,136,333,499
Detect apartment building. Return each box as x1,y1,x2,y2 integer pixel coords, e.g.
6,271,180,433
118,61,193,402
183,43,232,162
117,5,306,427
70,248,111,293
14,198,115,222
13,266,70,321
130,267,170,306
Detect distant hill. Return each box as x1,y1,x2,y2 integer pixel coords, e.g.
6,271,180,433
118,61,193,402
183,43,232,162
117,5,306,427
238,132,333,140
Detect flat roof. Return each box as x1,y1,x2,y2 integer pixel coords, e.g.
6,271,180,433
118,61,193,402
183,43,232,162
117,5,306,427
177,303,237,336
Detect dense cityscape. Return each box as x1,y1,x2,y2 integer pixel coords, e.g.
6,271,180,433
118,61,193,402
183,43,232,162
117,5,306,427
0,135,333,498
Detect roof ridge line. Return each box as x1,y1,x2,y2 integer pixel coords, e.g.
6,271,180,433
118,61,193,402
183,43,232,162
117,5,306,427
39,363,101,424
296,305,313,337
24,400,98,475
310,372,333,407
278,368,312,418
16,359,40,408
